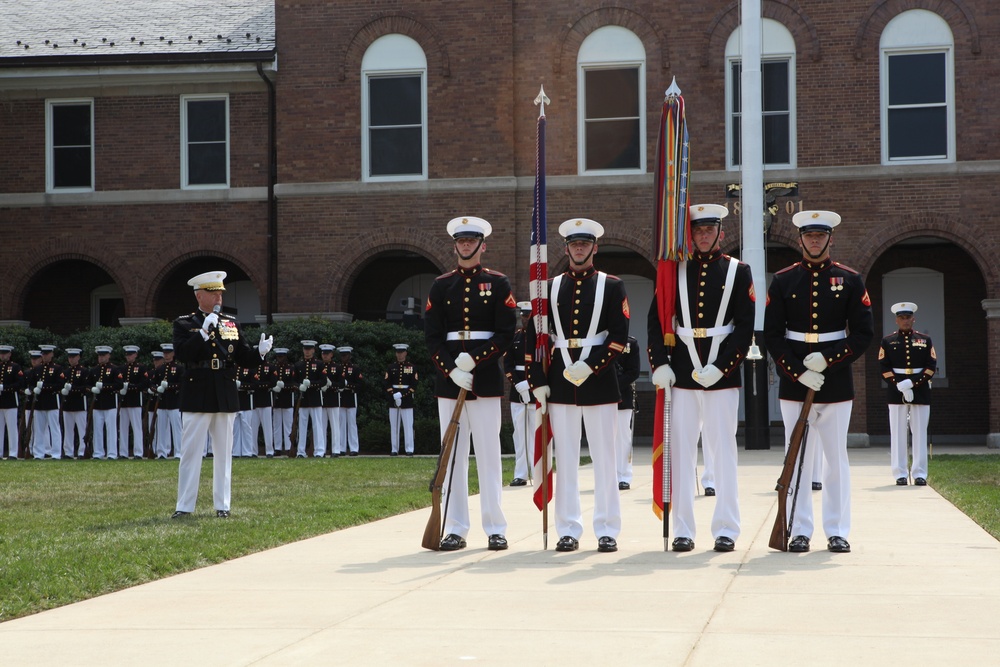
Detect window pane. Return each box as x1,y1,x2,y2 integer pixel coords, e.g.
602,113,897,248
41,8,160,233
187,100,226,142
762,62,789,112
731,62,742,114
52,105,91,146
53,146,91,187
888,106,947,158
370,76,421,126
731,121,741,168
585,119,639,170
763,114,790,164
188,143,227,184
889,53,945,105
370,127,422,176
585,68,638,119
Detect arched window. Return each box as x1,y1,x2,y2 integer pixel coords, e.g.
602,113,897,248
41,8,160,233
880,10,955,164
577,26,646,175
361,34,428,181
725,19,796,169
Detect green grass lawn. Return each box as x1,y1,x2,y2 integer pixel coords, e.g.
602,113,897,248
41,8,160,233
0,456,512,622
930,454,1000,540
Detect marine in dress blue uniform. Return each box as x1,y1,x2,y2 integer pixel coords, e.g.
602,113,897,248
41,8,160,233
270,348,296,454
88,346,123,459
26,345,64,459
0,345,26,458
337,346,363,456
319,344,340,457
879,302,936,485
424,215,517,551
172,271,273,518
294,340,327,458
614,335,641,490
527,218,630,553
384,343,418,456
60,348,89,458
118,345,149,459
152,343,184,459
503,302,534,485
764,211,874,553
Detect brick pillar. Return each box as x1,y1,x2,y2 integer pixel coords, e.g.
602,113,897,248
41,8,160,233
984,299,1000,448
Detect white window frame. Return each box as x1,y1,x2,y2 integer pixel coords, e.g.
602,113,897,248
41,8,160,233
45,98,95,193
880,10,955,165
577,26,646,176
361,34,428,182
725,19,797,170
180,93,230,189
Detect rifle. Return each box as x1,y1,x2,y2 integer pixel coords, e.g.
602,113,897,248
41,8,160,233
421,388,467,551
83,394,95,459
19,391,37,459
769,388,816,551
144,393,159,458
288,390,302,457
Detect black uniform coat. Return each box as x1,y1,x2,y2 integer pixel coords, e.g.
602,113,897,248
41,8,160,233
615,336,641,411
526,267,630,406
764,258,875,404
293,357,327,408
321,361,340,408
425,264,517,400
119,361,149,409
153,361,184,411
339,361,363,409
647,251,755,392
88,363,123,410
173,310,261,413
25,362,64,411
62,363,89,412
249,361,278,409
237,366,254,411
384,360,418,409
503,328,529,404
272,360,296,409
0,360,25,410
879,329,936,405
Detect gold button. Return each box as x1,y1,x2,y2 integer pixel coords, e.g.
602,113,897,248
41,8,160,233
698,302,704,307
573,320,579,325
466,278,471,283
812,324,819,330
812,313,818,318
699,292,705,297
812,302,818,307
573,309,579,314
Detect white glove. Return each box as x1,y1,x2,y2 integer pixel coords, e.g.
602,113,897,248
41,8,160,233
258,333,273,357
693,364,724,388
33,386,41,395
160,380,168,390
95,381,103,391
147,388,155,395
798,369,825,391
61,383,71,396
514,380,531,404
803,353,828,373
0,384,4,392
532,385,550,414
455,353,475,372
275,380,284,391
25,388,33,396
902,388,914,403
896,379,914,392
302,378,311,388
299,383,309,392
450,368,473,390
563,360,594,384
325,378,332,389
201,312,220,333
236,380,241,389
91,386,101,395
122,381,129,392
119,388,127,396
36,380,43,389
393,392,402,407
156,385,165,394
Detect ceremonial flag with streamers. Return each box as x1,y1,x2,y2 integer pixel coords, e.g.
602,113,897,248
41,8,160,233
530,102,554,512
651,86,691,521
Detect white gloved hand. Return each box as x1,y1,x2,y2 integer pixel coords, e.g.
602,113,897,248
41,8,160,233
803,352,828,373
156,385,165,394
302,378,311,388
201,312,220,333
299,383,309,392
36,380,43,389
514,380,531,404
532,385,550,414
0,383,3,392
450,368,473,390
563,360,594,384
122,381,129,392
455,353,475,372
275,380,284,391
258,333,273,357
160,380,168,390
798,369,825,391
95,381,103,391
393,392,402,407
236,379,241,389
325,378,332,389
91,386,101,395
896,379,914,392
61,383,71,396
652,365,676,389
33,386,41,395
902,388,914,403
119,388,128,396
693,364,724,388
147,388,155,395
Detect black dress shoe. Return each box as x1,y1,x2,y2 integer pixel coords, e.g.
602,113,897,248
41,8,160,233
171,510,191,519
390,452,398,457
487,534,508,551
555,536,579,552
597,536,618,552
216,510,230,518
788,535,810,552
812,482,822,491
914,477,927,486
618,481,630,491
509,478,527,487
704,487,715,497
896,477,908,486
671,537,694,552
714,536,735,552
348,452,358,457
827,536,851,553
439,534,467,551
406,452,413,457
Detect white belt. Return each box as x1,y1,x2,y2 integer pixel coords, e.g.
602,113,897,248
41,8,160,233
446,331,493,341
392,385,410,389
892,367,924,375
785,329,847,343
514,365,525,371
676,324,734,339
552,331,608,349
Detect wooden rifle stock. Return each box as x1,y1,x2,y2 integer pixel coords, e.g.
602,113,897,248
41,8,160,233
769,389,816,551
421,388,467,551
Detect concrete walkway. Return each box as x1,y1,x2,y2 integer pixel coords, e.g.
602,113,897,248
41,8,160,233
3,446,999,666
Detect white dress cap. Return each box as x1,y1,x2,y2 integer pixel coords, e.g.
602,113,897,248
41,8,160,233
447,216,492,239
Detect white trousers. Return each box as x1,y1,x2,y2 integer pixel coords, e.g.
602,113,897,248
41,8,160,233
93,408,117,459
250,406,274,456
338,407,359,454
62,410,87,457
155,409,182,458
33,409,61,459
323,407,341,455
700,431,717,490
234,411,256,457
272,407,292,451
548,402,621,541
509,401,534,479
780,399,853,540
669,388,741,541
118,406,142,458
176,412,235,513
615,408,634,484
1,407,18,457
438,397,507,538
389,407,414,454
297,406,324,456
889,403,930,480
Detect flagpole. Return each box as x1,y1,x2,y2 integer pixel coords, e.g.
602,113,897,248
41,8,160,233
532,85,551,550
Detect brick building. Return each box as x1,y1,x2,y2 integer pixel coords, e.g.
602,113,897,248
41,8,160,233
1,1,998,446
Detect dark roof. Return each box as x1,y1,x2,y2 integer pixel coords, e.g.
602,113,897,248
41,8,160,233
0,0,274,65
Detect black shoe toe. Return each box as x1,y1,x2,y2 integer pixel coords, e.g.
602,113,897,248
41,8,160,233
555,536,579,552
488,534,508,551
509,478,527,487
216,510,230,518
439,534,467,551
827,536,851,553
671,537,694,552
597,536,618,552
618,481,630,491
714,536,735,552
704,487,715,496
812,482,823,491
171,510,191,519
788,535,811,552
914,477,927,486
896,477,908,486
